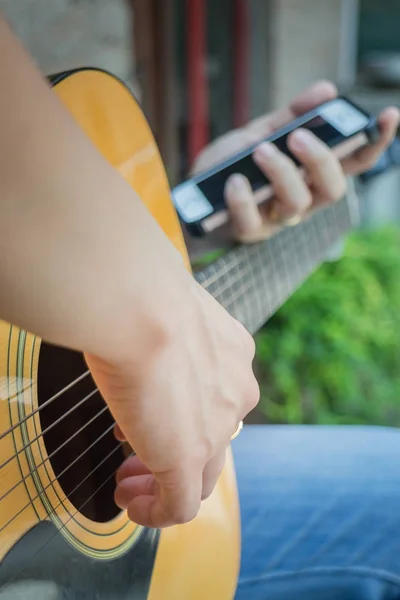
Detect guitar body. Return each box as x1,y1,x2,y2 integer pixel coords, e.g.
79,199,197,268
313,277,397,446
0,69,240,599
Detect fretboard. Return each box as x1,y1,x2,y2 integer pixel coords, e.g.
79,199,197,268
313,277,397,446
194,189,360,335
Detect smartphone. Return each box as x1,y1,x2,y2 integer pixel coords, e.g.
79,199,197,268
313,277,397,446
172,96,379,237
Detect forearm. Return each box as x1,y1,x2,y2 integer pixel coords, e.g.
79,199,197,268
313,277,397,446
0,18,187,361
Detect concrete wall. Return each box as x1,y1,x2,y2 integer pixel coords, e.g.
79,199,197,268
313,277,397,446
0,0,137,93
264,0,358,110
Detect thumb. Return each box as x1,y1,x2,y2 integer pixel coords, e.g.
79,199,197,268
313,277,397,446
124,466,203,529
290,80,337,117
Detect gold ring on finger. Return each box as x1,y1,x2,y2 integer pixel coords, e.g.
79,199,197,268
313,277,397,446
268,205,303,227
231,420,243,441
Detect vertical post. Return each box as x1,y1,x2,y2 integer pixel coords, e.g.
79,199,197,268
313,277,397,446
233,0,250,127
156,0,179,184
130,0,178,183
187,0,209,166
131,0,158,131
338,0,360,87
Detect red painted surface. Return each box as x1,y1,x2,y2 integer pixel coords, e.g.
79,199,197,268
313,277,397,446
186,0,209,166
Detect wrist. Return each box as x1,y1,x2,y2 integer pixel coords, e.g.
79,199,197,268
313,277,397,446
94,256,193,368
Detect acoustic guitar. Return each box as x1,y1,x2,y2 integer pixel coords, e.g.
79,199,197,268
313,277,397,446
0,68,360,599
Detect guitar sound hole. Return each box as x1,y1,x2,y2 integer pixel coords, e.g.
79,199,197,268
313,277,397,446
37,342,125,522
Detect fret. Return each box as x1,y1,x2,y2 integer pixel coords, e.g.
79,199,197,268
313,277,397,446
223,248,256,328
219,269,254,314
276,233,293,300
241,249,257,333
217,253,234,305
214,254,250,307
255,241,274,324
194,192,359,335
253,244,273,325
276,233,294,302
200,250,242,290
307,211,320,262
320,207,332,257
263,238,280,313
295,229,308,284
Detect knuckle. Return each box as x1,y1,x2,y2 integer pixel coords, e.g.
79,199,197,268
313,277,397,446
326,175,347,202
235,319,255,356
295,187,313,213
280,181,312,215
184,447,210,472
246,331,256,358
228,189,252,210
194,442,213,466
172,503,200,525
245,376,260,413
308,148,332,169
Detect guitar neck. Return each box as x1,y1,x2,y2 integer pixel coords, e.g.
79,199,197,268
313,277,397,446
195,189,360,335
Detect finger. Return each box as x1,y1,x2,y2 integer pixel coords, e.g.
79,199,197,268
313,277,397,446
290,80,337,117
127,467,203,528
253,142,312,218
116,455,150,484
246,81,338,139
115,473,156,509
114,424,126,441
201,450,227,500
342,106,400,175
225,174,263,238
288,128,346,203
113,425,134,459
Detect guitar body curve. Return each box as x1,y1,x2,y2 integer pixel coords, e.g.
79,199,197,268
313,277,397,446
0,69,240,599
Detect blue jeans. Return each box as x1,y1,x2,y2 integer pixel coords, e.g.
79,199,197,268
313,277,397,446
233,426,400,599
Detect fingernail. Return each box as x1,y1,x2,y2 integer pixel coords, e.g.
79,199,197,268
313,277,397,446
228,174,247,191
114,486,130,509
290,128,315,151
255,142,277,160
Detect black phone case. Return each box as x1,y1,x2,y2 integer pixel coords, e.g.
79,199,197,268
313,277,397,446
175,96,379,237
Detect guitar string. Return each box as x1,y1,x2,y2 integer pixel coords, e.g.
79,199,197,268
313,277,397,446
0,199,349,508
0,388,100,473
0,445,131,596
197,197,347,298
0,370,91,440
0,252,252,442
0,213,324,501
195,197,332,289
198,223,300,316
217,236,306,318
204,201,348,328
0,200,350,591
0,211,345,462
0,420,118,536
0,245,259,507
0,201,334,439
0,198,348,442
0,402,109,504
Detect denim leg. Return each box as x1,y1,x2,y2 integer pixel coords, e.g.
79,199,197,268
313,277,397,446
233,425,400,600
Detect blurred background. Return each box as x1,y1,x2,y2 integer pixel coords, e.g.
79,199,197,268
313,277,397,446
3,0,400,426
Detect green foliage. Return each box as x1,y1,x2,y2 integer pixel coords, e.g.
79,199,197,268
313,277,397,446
254,226,400,426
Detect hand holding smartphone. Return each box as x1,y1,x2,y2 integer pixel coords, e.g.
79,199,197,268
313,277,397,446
172,96,379,237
